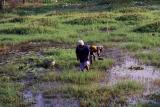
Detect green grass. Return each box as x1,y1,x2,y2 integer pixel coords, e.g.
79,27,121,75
113,80,143,95
58,70,105,84
43,80,143,107
135,51,160,67
134,21,160,33
0,80,24,107
0,1,160,106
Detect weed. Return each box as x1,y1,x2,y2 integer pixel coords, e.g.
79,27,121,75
135,51,160,67
0,25,54,35
115,14,145,21
64,17,108,25
58,70,105,84
134,21,160,33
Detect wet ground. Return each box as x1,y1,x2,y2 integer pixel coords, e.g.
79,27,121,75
1,44,160,107
106,55,160,105
23,91,79,107
22,49,160,107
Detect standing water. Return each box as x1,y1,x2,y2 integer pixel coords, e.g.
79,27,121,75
106,55,160,105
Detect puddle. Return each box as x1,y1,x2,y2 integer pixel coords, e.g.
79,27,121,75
23,90,79,107
22,53,160,107
22,81,80,107
107,56,160,87
105,55,160,105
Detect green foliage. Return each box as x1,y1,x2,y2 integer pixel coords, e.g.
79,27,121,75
113,80,143,95
32,17,59,27
92,58,114,70
115,14,145,21
64,17,108,25
58,70,105,84
41,71,57,81
135,51,160,67
0,82,23,106
0,25,54,35
135,21,160,33
121,42,144,51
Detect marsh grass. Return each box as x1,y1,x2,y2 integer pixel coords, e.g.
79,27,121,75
115,14,145,22
92,58,114,70
0,1,160,106
0,81,23,107
113,80,143,95
43,80,143,106
58,70,105,84
0,25,55,35
134,21,160,33
121,42,144,52
135,51,160,67
64,16,108,25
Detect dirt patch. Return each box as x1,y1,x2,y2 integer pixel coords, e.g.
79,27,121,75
0,41,73,55
105,55,160,105
0,41,74,66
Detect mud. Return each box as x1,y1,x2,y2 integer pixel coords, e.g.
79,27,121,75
23,91,79,107
22,81,79,107
0,41,73,55
105,55,160,105
0,41,74,66
1,45,160,106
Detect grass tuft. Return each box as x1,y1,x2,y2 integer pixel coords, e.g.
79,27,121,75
134,21,160,33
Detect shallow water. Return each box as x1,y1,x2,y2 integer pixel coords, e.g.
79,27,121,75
23,90,79,107
106,55,160,105
23,55,160,107
107,56,160,88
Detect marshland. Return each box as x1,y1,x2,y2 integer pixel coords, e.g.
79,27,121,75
0,0,160,107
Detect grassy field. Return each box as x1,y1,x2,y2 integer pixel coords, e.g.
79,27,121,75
0,0,160,107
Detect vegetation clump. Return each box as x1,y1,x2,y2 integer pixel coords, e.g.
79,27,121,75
115,14,144,21
135,51,160,67
44,80,143,107
58,70,105,84
118,7,150,13
64,17,108,25
32,18,59,27
0,78,23,107
0,25,54,35
134,21,160,33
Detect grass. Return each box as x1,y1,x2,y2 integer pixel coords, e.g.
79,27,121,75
41,70,105,84
135,51,160,67
0,25,55,35
112,80,143,95
0,79,24,107
134,21,160,33
115,14,145,22
0,0,160,106
58,70,105,84
64,16,108,25
43,80,143,107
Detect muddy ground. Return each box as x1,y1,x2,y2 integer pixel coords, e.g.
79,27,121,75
1,42,160,107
